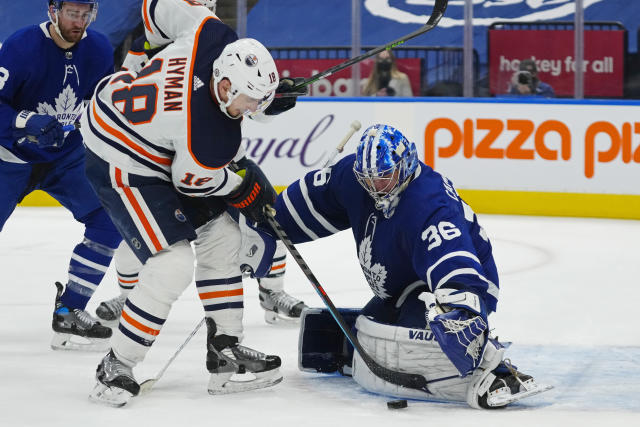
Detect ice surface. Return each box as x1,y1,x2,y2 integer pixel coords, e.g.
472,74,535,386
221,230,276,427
1,208,639,426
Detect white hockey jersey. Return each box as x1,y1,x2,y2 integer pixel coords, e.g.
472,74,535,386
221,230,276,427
81,0,243,197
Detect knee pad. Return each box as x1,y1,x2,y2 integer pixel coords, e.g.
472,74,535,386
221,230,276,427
114,241,143,275
298,308,360,375
136,240,194,305
81,208,122,249
194,213,241,277
352,315,472,402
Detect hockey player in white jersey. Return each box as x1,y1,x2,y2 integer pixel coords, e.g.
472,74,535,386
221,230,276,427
274,124,552,409
96,0,307,326
80,0,304,406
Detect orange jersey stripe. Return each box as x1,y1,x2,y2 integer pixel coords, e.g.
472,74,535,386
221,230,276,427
91,101,172,166
114,168,164,252
198,288,244,300
118,277,139,284
121,309,160,336
271,263,286,271
142,0,153,33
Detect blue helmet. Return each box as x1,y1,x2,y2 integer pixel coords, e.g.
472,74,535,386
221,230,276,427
48,1,99,25
353,124,418,217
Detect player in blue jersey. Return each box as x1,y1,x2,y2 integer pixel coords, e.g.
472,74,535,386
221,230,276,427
81,0,306,407
275,124,552,408
0,1,121,351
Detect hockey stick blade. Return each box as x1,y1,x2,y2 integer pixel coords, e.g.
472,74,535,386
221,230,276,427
264,208,428,392
139,317,206,395
286,0,448,94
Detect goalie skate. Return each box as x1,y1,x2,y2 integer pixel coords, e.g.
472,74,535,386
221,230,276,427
89,350,140,407
95,294,126,326
206,328,282,395
258,284,307,324
51,282,111,352
480,362,553,408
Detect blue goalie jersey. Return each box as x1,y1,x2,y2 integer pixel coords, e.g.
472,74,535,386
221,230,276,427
273,154,500,314
0,22,113,163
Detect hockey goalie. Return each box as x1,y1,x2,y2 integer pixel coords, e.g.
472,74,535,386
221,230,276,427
274,124,553,409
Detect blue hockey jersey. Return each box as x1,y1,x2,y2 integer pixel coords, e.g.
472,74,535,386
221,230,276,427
273,154,500,314
0,22,113,163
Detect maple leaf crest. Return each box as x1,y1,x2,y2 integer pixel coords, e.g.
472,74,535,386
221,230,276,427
358,235,390,299
35,85,82,126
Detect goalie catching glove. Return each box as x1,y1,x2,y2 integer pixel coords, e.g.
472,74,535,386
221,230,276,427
419,287,488,377
264,77,308,116
224,157,277,224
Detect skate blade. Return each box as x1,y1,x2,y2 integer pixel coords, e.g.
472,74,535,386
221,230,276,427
264,310,300,325
486,381,554,407
208,369,283,395
51,333,110,352
88,382,134,408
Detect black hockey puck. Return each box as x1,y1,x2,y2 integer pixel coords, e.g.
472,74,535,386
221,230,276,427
386,399,408,409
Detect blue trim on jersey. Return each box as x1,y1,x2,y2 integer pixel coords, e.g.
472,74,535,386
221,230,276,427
196,276,243,287
118,324,153,347
94,80,173,156
87,103,170,177
203,301,244,312
149,0,170,40
124,299,166,326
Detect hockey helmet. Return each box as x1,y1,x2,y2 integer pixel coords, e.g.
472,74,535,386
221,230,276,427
212,38,279,119
48,1,98,25
353,124,418,217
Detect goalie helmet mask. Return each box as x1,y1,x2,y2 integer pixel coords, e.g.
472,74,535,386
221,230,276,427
354,124,418,218
48,1,98,42
212,38,279,119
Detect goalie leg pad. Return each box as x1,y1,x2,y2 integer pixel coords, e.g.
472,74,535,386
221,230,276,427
352,315,473,402
298,308,360,375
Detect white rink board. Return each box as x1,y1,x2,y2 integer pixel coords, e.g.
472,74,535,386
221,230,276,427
242,98,640,195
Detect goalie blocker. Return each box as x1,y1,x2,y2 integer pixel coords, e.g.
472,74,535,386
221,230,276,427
299,306,552,409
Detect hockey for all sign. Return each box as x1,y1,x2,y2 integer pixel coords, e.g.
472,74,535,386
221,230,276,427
488,29,625,97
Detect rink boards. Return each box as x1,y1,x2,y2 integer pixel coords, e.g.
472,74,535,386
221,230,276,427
22,97,640,219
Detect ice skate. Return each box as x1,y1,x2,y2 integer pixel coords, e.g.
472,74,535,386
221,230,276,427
95,294,126,325
51,282,112,352
89,350,140,407
205,319,282,394
478,360,553,408
258,284,307,324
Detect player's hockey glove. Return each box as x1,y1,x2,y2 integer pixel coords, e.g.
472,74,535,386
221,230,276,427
419,288,489,377
13,111,65,148
224,157,277,224
264,77,308,116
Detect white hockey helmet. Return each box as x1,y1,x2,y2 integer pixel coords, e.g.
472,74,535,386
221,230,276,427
212,38,279,119
196,0,217,13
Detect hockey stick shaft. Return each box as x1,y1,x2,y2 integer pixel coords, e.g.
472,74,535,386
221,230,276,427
323,120,361,168
289,0,448,93
264,209,428,392
139,317,206,395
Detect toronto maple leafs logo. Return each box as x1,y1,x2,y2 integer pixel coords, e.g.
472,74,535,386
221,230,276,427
358,214,390,299
36,84,83,127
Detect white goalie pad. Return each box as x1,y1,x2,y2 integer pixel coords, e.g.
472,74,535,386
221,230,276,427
352,315,473,403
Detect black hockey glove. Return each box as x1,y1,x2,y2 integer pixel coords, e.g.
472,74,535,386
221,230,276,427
264,77,308,116
224,157,277,224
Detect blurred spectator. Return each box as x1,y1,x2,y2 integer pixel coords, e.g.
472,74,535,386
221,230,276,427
509,58,555,97
361,50,413,97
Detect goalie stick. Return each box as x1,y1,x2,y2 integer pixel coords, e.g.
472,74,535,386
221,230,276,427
281,0,448,96
264,209,429,392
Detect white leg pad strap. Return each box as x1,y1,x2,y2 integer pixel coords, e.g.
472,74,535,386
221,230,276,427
466,339,505,409
112,240,195,365
352,315,473,402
